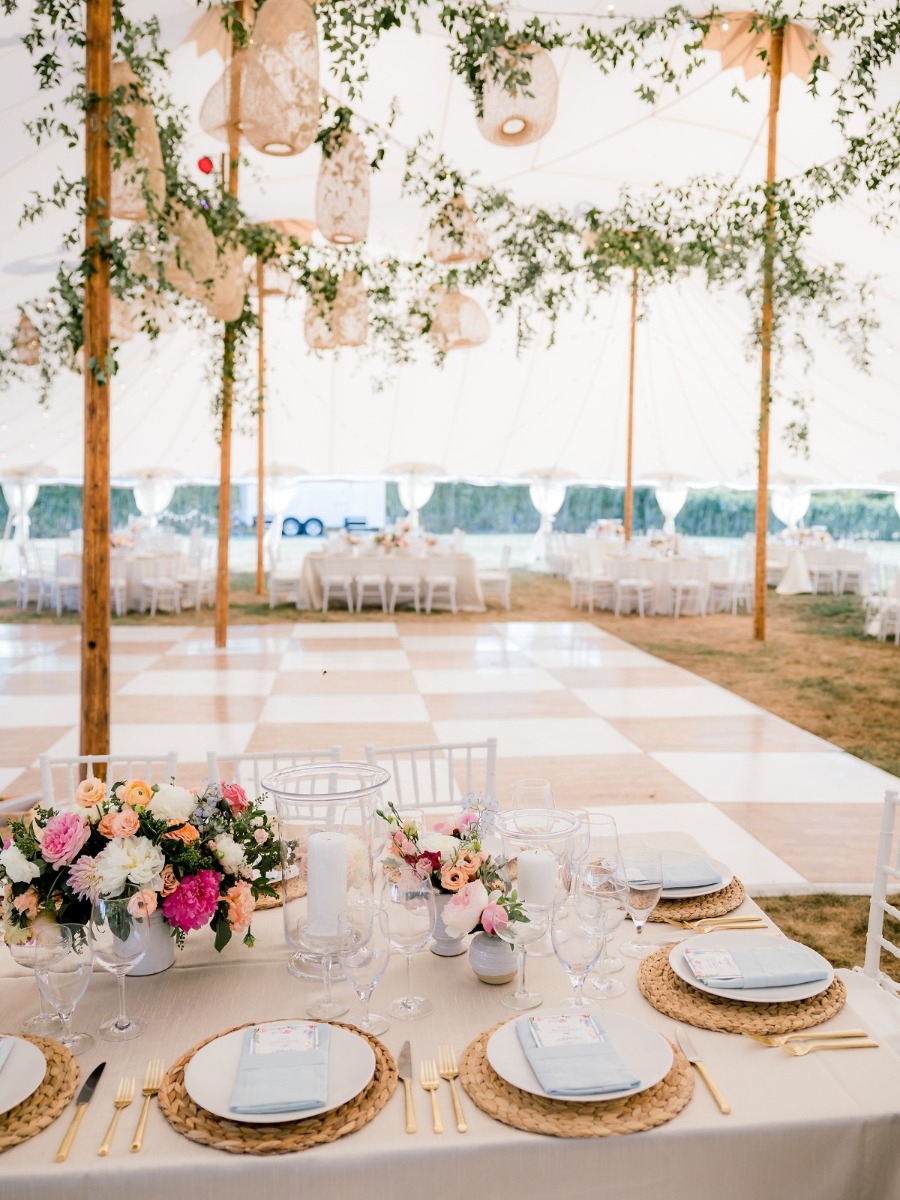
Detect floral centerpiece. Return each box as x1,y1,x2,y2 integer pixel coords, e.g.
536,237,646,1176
0,778,280,952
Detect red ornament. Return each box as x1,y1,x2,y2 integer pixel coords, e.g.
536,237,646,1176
197,156,214,175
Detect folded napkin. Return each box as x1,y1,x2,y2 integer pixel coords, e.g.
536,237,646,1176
0,1037,13,1075
662,857,722,890
229,1024,330,1115
691,944,829,990
516,1017,640,1096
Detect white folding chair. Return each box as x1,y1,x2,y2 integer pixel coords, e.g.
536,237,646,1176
422,559,457,614
319,561,355,612
479,544,513,610
355,572,389,613
364,738,498,818
388,574,422,613
612,556,654,617
207,747,343,804
864,790,900,998
669,559,708,618
39,752,178,809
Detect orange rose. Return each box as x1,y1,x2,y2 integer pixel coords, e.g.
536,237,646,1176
440,865,467,892
126,888,158,918
162,823,199,843
117,779,152,808
98,806,140,839
159,865,179,897
456,849,483,879
74,777,106,809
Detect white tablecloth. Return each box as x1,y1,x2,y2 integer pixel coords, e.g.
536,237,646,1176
776,548,813,596
3,832,899,1200
300,552,486,612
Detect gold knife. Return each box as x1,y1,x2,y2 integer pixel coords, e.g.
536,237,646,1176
397,1041,416,1133
56,1062,106,1163
676,1028,730,1115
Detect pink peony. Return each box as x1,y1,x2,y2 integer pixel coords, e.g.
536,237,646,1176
224,880,255,931
220,781,249,816
161,869,222,932
442,880,490,938
67,854,105,903
481,904,508,937
127,888,158,918
40,812,90,869
98,806,140,839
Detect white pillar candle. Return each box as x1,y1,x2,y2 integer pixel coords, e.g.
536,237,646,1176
516,849,556,906
306,831,348,936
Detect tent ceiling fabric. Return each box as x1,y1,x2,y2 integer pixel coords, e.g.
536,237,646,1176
0,2,898,488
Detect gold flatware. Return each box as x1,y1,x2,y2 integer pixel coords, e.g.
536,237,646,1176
659,916,769,932
784,1039,879,1057
130,1060,163,1153
675,1028,730,1115
744,1029,870,1048
98,1076,135,1156
398,1041,416,1134
437,1044,467,1133
56,1062,106,1163
420,1060,444,1134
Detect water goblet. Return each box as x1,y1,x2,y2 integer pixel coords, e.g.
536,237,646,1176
619,850,664,959
338,903,391,1035
385,871,436,1020
575,868,629,999
294,919,350,1020
494,902,551,1010
551,900,604,1008
6,927,67,1035
35,924,93,1054
89,896,148,1041
511,779,554,809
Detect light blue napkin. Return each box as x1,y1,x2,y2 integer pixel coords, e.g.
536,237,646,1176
697,944,829,990
0,1037,13,1075
662,857,722,890
229,1025,330,1115
516,1017,640,1096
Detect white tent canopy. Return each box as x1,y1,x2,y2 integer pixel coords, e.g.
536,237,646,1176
0,2,898,489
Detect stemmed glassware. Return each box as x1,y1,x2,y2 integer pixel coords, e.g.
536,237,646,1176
35,924,93,1055
575,864,629,999
385,870,436,1020
295,921,350,1021
89,897,148,1041
511,779,554,808
494,902,551,1010
619,849,664,959
551,900,605,1008
6,926,68,1035
337,902,391,1035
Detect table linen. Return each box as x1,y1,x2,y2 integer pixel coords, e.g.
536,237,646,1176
299,552,486,612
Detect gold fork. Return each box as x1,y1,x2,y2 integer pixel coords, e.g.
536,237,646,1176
784,1039,879,1057
98,1076,135,1156
658,916,769,932
130,1060,164,1153
419,1059,444,1134
744,1029,870,1048
437,1045,467,1133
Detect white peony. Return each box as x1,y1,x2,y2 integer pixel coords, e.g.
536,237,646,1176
213,833,245,875
0,844,41,885
419,833,461,861
97,836,165,896
148,784,196,824
442,880,490,938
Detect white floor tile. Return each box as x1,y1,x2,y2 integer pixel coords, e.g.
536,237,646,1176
117,670,277,697
280,650,411,671
259,694,431,724
399,636,507,652
526,648,672,670
413,668,565,694
0,695,80,726
0,767,28,794
111,627,195,643
290,623,399,639
574,686,758,719
10,655,83,674
171,637,291,656
432,718,642,758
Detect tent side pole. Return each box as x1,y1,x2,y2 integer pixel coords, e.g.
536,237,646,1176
624,265,638,542
80,0,112,757
753,24,784,642
255,256,265,596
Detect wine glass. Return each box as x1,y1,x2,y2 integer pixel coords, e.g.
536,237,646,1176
575,866,629,999
619,849,663,959
582,815,624,975
511,779,554,808
385,871,436,1020
35,924,93,1054
89,897,148,1041
551,900,604,1008
494,902,551,1010
6,927,67,1035
338,903,391,1035
294,919,350,1020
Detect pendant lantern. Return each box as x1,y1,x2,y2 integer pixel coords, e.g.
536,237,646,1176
14,314,39,366
429,286,490,351
163,206,220,304
428,195,489,266
204,244,248,323
333,271,368,347
249,0,319,156
110,62,166,220
199,49,302,157
305,283,337,350
316,131,370,246
477,46,558,147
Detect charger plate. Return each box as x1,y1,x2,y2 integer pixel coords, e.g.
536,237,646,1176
649,877,745,923
0,1036,78,1154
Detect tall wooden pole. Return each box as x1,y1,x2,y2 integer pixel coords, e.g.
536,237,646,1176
623,265,638,542
752,25,785,642
255,256,266,596
80,0,112,756
214,5,243,649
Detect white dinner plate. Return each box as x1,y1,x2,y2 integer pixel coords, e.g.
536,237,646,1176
670,932,834,1004
0,1037,47,1116
184,1022,376,1125
659,851,734,899
486,1010,673,1103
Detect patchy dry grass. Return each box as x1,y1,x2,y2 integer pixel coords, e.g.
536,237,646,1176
756,893,900,980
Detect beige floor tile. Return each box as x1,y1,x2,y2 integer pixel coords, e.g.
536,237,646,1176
0,672,138,695
294,637,403,653
603,715,827,753
492,755,709,807
247,722,437,759
425,691,597,721
549,667,705,689
112,695,266,724
405,650,536,669
0,728,74,768
151,654,286,671
270,671,419,695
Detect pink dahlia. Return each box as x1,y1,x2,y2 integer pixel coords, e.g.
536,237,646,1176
161,869,222,932
67,854,105,903
40,812,91,869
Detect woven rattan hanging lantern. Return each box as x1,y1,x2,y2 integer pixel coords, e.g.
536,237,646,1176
204,244,247,323
304,282,337,350
429,286,490,351
14,314,39,366
110,62,166,220
250,0,319,155
163,206,220,303
428,195,489,266
199,50,296,156
316,131,370,245
333,271,368,346
478,46,558,147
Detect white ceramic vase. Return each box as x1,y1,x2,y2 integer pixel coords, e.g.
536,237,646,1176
431,892,468,957
126,908,176,976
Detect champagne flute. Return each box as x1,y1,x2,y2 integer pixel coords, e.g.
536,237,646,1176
338,903,391,1035
385,870,436,1020
494,902,551,1010
511,779,554,808
551,900,604,1008
6,927,67,1035
619,850,663,959
89,896,148,1041
35,924,93,1054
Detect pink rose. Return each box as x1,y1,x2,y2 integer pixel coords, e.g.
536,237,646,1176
481,904,508,936
159,865,179,897
98,806,140,839
40,812,91,869
74,777,106,808
253,828,268,845
127,888,158,918
220,781,249,816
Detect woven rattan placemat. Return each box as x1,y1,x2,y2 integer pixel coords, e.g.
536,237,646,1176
159,1020,396,1155
0,1035,79,1153
459,1023,693,1137
638,946,846,1034
254,876,307,911
649,877,746,923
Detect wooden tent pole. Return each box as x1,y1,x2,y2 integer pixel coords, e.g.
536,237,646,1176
214,4,244,649
255,256,265,596
752,24,785,642
624,265,638,542
80,0,112,755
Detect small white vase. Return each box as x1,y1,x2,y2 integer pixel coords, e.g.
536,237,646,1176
122,908,176,976
431,892,468,957
468,932,517,984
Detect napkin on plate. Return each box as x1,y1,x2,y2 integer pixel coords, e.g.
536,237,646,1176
516,1017,640,1096
229,1024,330,1115
0,1036,13,1075
662,857,722,890
687,943,829,990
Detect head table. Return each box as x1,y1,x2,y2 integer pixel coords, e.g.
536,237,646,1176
2,832,899,1200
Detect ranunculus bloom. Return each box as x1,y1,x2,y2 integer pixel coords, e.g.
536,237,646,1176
40,812,91,869
12,887,38,921
442,880,490,938
213,833,245,875
74,777,106,809
117,779,153,808
0,843,41,885
220,781,249,816
159,864,179,897
161,869,221,931
224,880,255,931
440,864,468,893
162,823,199,843
98,806,140,839
148,783,195,823
127,888,158,918
253,828,268,845
481,903,508,936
